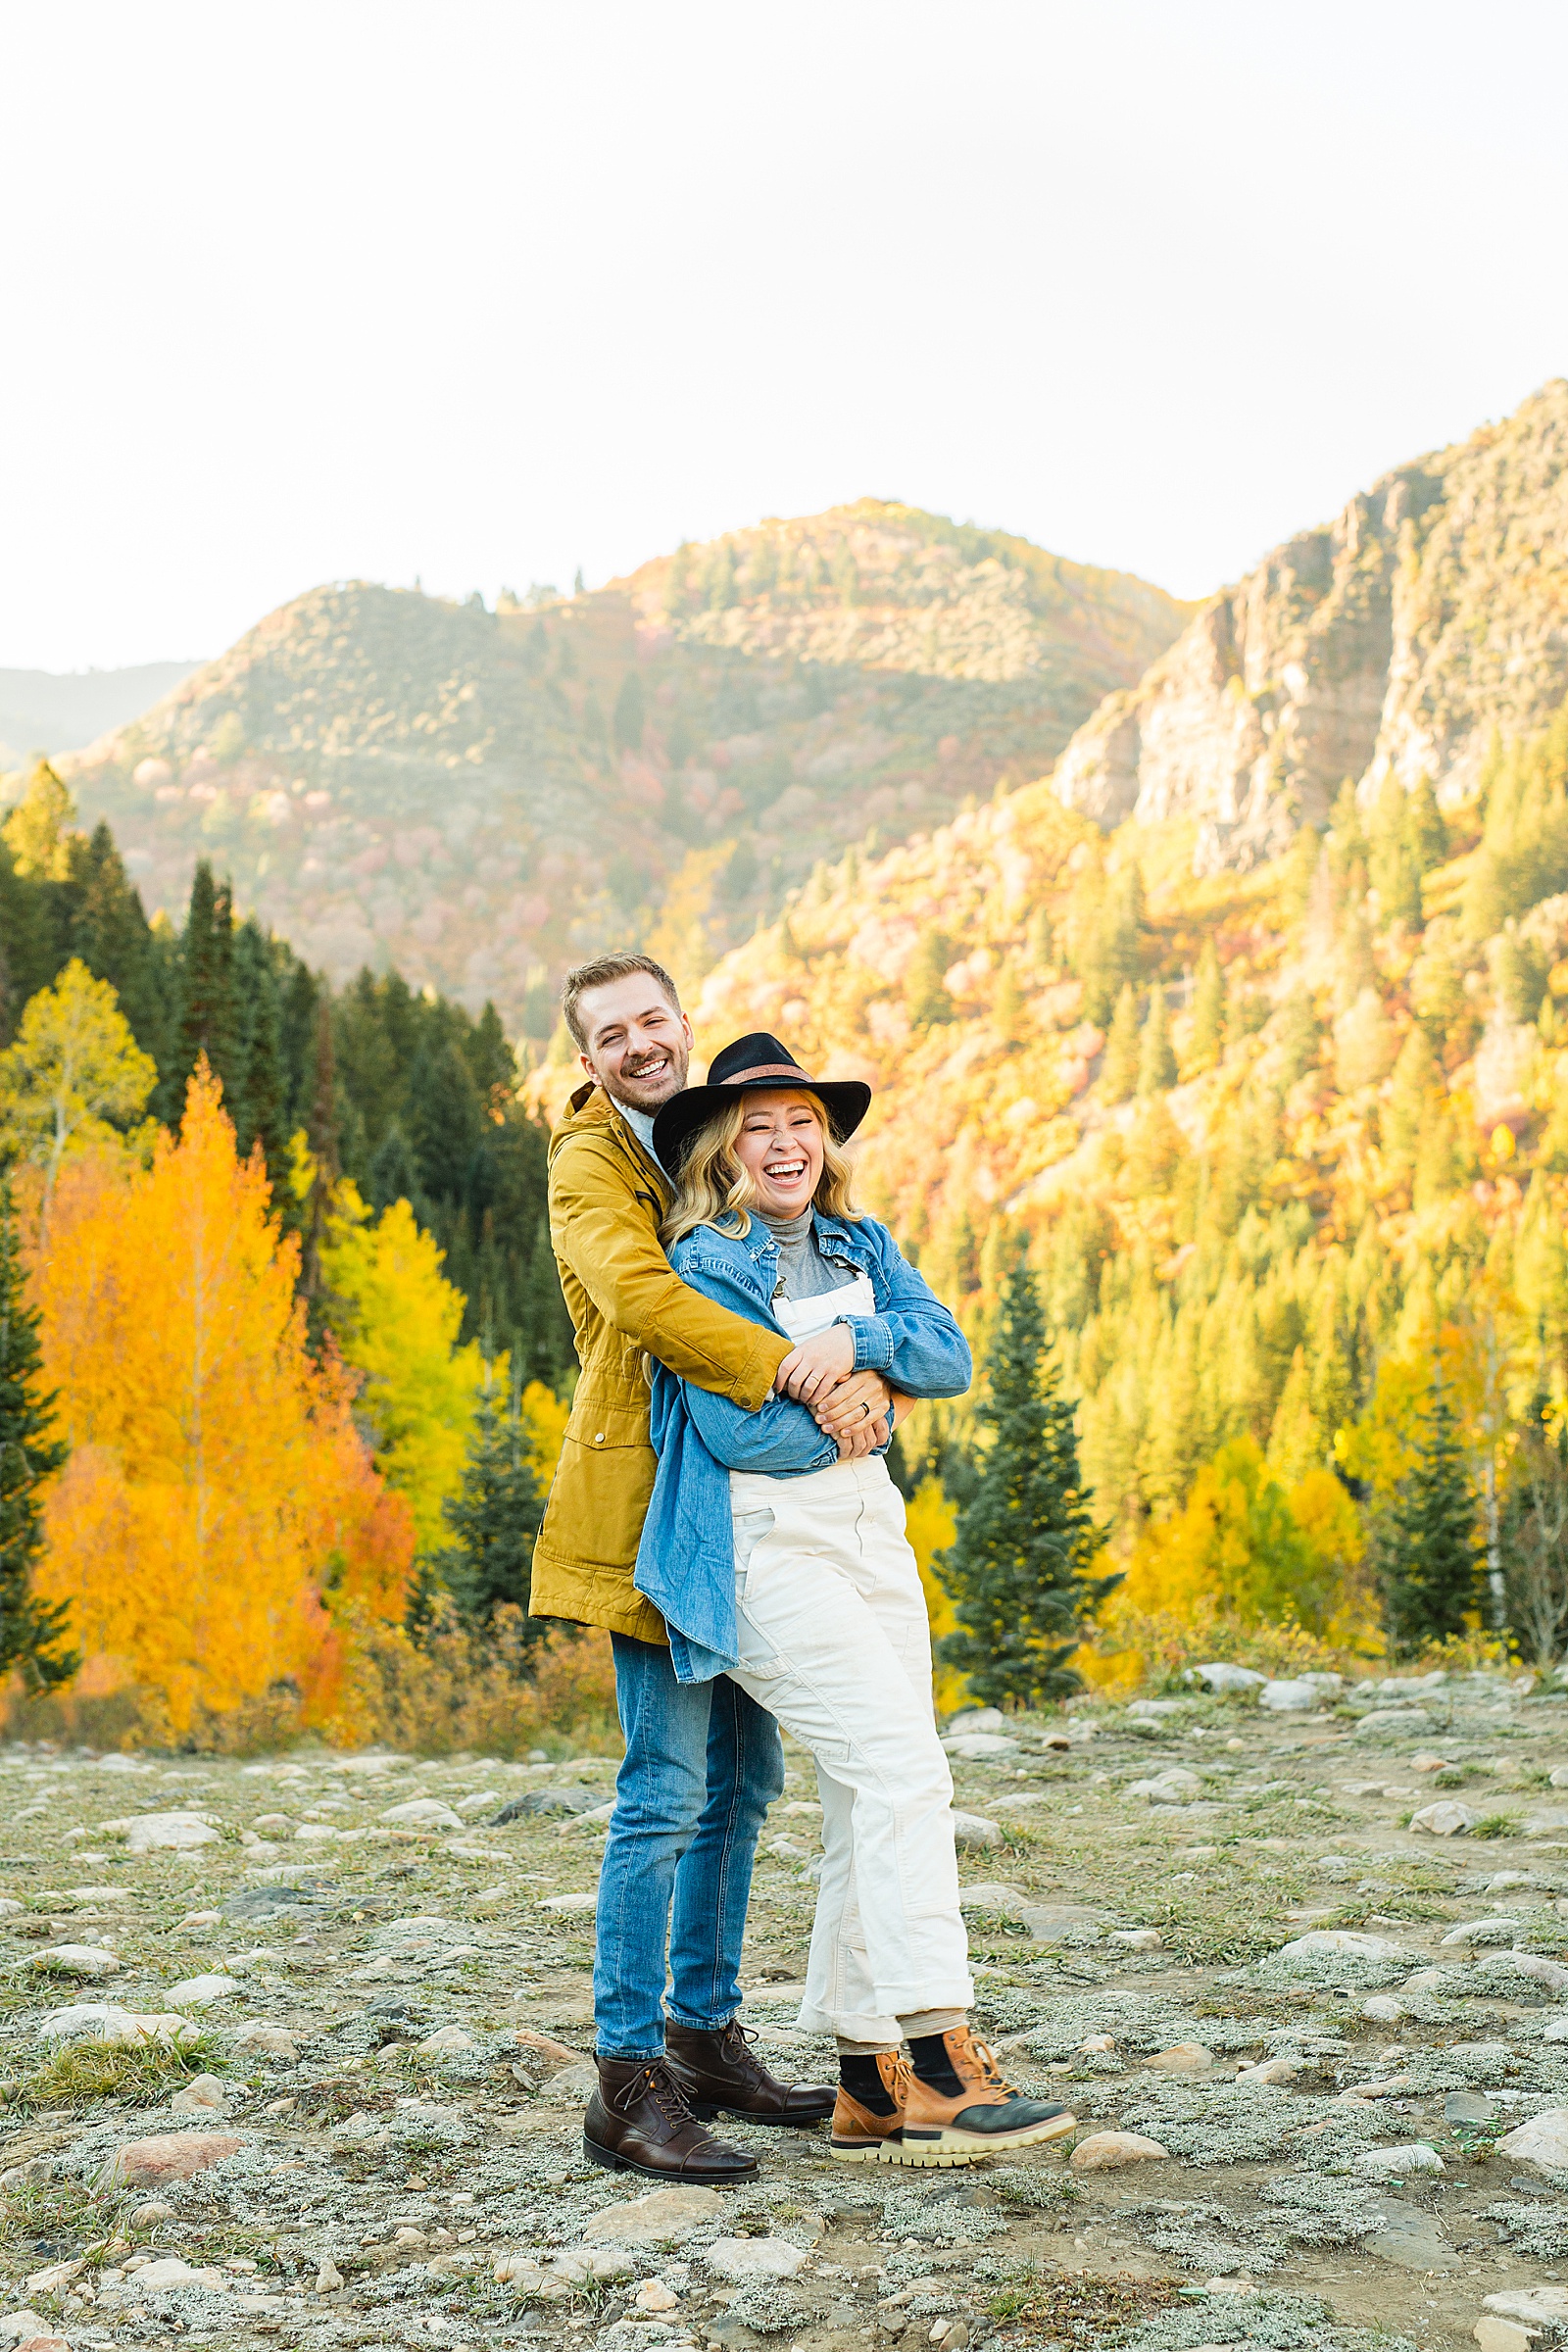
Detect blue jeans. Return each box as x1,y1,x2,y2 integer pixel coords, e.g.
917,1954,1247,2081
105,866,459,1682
593,1633,784,2061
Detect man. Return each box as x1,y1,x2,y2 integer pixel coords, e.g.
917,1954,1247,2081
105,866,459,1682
531,951,895,2181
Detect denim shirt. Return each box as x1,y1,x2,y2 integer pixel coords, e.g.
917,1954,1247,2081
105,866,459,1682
633,1211,971,1683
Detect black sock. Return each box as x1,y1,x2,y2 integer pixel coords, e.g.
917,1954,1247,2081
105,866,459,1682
906,2033,965,2097
838,2055,896,2114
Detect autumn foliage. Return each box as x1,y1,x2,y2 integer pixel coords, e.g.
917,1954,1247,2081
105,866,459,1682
24,1064,413,1737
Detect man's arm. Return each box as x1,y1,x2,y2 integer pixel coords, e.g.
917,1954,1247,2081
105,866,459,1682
551,1135,789,1406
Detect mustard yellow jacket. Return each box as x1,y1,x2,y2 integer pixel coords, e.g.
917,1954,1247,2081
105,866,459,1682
528,1081,792,1642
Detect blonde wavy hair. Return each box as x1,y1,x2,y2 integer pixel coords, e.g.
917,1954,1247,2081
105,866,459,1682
662,1090,862,1247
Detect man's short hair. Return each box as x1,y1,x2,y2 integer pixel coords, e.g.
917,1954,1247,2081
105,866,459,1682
562,952,682,1050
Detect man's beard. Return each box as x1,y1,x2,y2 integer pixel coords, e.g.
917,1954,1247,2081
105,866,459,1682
612,1039,690,1108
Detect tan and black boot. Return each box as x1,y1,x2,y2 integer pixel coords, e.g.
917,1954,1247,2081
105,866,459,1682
829,2051,911,2163
892,2027,1076,2168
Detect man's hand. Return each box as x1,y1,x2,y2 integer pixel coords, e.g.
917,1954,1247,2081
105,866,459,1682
774,1324,857,1403
811,1368,892,1440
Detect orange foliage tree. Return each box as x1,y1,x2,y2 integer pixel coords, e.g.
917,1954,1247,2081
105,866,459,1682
26,1063,413,1736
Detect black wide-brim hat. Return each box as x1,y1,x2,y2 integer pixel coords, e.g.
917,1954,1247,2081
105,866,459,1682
652,1032,872,1174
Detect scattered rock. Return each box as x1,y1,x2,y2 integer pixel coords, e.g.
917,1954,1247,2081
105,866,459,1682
1410,1799,1480,1835
30,1944,120,1980
102,1810,221,1852
1278,1930,1407,1963
379,1797,465,1831
1357,1710,1435,1737
98,2131,244,2190
1361,1996,1405,2024
169,2073,228,2112
1352,2143,1445,2179
1125,1769,1202,1804
490,1788,598,1822
706,2236,808,2280
945,1707,1006,1733
417,2024,477,2052
636,2278,681,2310
1238,2056,1301,2084
1441,1916,1523,1945
581,2185,728,2245
316,2257,343,2292
1499,2109,1568,2169
1485,2287,1568,2324
231,2023,299,2061
512,2027,584,2069
1147,2042,1212,2073
1188,1662,1265,1691
956,1883,1026,1913
952,1812,1001,1848
943,1734,1019,1761
538,1891,597,1913
1446,2090,1495,2125
1109,1927,1162,1950
1478,1949,1568,1992
165,1973,239,2008
1259,1680,1320,1712
1069,2131,1170,2170
221,1883,329,1925
550,2249,636,2283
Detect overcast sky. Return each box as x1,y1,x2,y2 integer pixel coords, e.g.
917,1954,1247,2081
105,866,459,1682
4,0,1566,672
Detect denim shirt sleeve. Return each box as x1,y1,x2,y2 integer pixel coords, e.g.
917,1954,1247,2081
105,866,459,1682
834,1220,973,1399
667,1239,840,1474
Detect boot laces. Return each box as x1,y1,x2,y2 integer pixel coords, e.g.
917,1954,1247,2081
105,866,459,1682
616,2060,698,2130
955,2028,1016,2096
720,2019,765,2083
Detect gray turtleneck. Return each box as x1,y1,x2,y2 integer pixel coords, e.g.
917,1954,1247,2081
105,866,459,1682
758,1206,840,1303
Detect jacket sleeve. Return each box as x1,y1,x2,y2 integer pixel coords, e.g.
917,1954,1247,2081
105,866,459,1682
659,1248,841,1474
551,1136,790,1406
843,1224,973,1398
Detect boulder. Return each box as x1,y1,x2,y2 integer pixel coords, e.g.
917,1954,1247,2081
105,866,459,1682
1485,2288,1568,2323
1278,1930,1407,1963
1474,2320,1540,2352
230,2024,299,2061
538,1891,597,1913
1147,2042,1212,2073
165,1974,239,2008
550,2249,636,2283
705,2236,809,2280
1356,1710,1435,1736
378,1797,464,1832
944,1707,1006,1734
956,1884,1026,1914
1109,1928,1162,1951
98,2132,244,2190
1259,1680,1320,1712
31,1945,120,1980
1410,1799,1482,1836
1188,1662,1265,1691
169,2074,228,2113
417,2025,477,2052
943,1734,1019,1761
102,1811,221,1853
1440,1917,1523,1946
1069,2131,1169,2170
580,2185,728,2245
952,1812,1002,1849
1499,2109,1568,2170
1477,1950,1568,1993
1352,2143,1445,2178
1125,1770,1202,1804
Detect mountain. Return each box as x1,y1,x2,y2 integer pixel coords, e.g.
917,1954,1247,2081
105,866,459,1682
670,682,1568,1544
57,504,1186,1031
0,661,202,770
1054,379,1568,872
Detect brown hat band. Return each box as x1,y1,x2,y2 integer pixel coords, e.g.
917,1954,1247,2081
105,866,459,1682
720,1063,815,1085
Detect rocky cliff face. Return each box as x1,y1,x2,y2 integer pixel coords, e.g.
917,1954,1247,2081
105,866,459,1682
1054,380,1568,868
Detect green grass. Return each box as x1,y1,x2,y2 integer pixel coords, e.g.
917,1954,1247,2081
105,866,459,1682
8,2036,214,2112
1471,1812,1523,1839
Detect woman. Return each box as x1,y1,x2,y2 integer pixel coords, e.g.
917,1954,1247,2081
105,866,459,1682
635,1031,1076,2168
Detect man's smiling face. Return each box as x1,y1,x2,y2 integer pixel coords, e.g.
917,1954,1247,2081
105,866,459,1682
576,973,693,1111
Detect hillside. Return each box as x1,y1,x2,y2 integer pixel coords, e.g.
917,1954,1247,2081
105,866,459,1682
1054,379,1568,873
673,682,1568,1555
0,660,201,769
55,505,1186,1030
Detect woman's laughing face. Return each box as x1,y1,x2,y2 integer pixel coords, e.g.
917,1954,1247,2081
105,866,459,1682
734,1090,825,1215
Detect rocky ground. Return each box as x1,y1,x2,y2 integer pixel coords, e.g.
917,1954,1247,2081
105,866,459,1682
6,1673,1568,2352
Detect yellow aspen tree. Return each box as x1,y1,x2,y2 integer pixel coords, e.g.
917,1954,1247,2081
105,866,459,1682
27,1066,412,1734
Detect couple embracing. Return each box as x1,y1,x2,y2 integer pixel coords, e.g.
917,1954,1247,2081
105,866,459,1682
529,951,1074,2180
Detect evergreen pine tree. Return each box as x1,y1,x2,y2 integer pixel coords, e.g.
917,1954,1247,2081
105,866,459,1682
1101,982,1140,1101
0,1180,75,1690
174,861,238,1114
938,1262,1117,1706
424,1359,550,1659
907,929,955,1032
1137,982,1177,1095
1378,1363,1480,1654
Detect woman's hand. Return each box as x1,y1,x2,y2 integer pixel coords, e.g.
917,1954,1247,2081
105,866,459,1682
774,1324,856,1403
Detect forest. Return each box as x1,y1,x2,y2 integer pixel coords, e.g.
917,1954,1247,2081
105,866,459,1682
0,761,580,1751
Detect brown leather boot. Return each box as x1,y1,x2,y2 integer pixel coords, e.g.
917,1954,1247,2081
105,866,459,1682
583,2056,760,2181
664,2018,835,2125
893,2027,1076,2169
829,2050,911,2163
